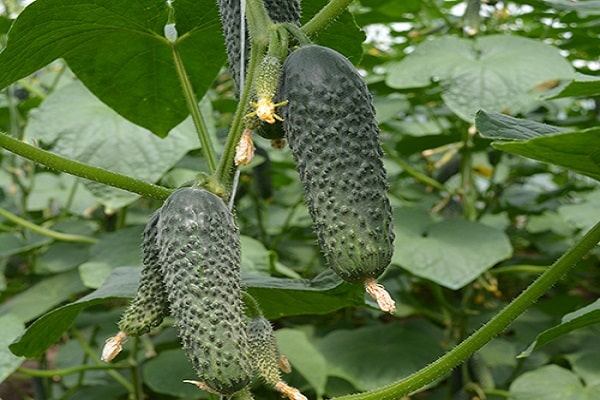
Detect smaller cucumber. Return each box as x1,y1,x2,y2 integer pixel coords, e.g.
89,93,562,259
247,317,307,400
102,210,168,362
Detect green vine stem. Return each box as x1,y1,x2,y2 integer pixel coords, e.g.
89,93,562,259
0,207,97,244
170,42,218,173
16,364,128,378
333,219,600,400
301,0,354,36
0,133,172,201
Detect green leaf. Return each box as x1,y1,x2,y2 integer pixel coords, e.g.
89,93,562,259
9,267,138,358
509,365,600,400
386,35,573,121
0,314,24,382
143,349,203,398
9,267,362,357
475,110,565,140
25,172,98,215
493,128,600,181
545,73,600,99
78,225,144,289
316,320,444,391
0,0,225,136
0,270,87,323
275,328,328,396
519,299,600,358
245,270,365,319
24,81,199,209
301,0,366,62
0,232,51,257
392,208,513,290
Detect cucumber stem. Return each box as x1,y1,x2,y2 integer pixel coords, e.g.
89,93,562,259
301,0,355,37
334,218,600,400
0,132,172,200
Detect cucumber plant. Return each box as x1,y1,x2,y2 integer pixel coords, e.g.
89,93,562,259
1,1,599,400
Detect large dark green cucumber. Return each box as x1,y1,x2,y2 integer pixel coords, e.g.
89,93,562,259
280,45,395,285
157,187,252,395
118,210,168,337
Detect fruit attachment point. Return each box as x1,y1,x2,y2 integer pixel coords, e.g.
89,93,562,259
101,331,127,362
364,278,396,314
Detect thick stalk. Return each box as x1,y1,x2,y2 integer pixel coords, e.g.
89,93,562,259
301,0,354,36
170,43,217,173
214,40,266,190
333,219,600,400
0,133,172,200
0,207,97,244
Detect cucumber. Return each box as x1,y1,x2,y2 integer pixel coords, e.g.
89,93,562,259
280,45,396,312
102,210,168,362
117,210,168,336
247,317,307,400
157,187,252,395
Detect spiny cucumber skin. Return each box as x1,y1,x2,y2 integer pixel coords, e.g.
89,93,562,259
255,55,282,102
157,187,252,395
247,318,281,385
280,45,395,284
118,210,168,336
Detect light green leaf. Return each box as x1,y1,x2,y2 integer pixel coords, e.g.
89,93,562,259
78,225,144,288
316,321,444,391
519,299,600,358
143,349,203,398
386,35,573,121
509,365,600,400
0,270,87,323
10,267,363,358
493,129,600,182
545,73,600,99
392,208,513,289
475,110,565,140
0,314,24,381
0,232,51,258
0,0,225,136
276,329,328,396
24,81,199,209
26,172,98,215
9,267,139,358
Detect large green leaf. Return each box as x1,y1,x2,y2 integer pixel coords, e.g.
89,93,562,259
509,365,600,400
545,73,600,99
386,35,574,121
519,299,600,358
0,314,24,382
301,0,366,62
493,129,600,182
475,110,565,140
142,349,204,398
476,111,600,181
24,81,199,209
78,225,144,289
316,320,444,391
0,0,225,136
9,267,362,358
276,328,328,396
392,208,513,289
0,270,87,323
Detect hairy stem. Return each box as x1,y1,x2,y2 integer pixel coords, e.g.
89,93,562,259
0,133,172,201
301,0,354,36
333,219,600,400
